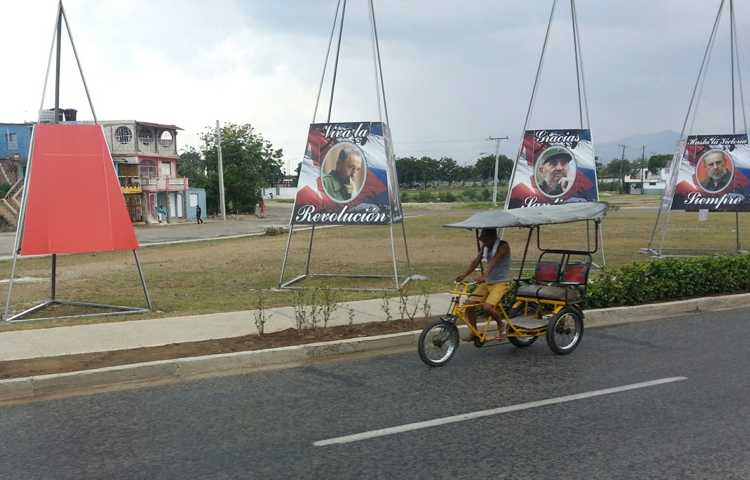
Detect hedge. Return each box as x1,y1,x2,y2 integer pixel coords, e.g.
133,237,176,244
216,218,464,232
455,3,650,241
585,255,750,309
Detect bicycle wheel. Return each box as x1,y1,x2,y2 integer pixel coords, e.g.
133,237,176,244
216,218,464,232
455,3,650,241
418,320,459,367
545,307,583,355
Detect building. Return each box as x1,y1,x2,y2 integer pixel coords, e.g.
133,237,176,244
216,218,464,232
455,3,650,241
262,174,297,200
623,168,669,195
101,121,189,223
0,123,33,225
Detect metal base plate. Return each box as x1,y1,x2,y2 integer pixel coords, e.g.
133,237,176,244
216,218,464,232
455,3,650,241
4,299,149,323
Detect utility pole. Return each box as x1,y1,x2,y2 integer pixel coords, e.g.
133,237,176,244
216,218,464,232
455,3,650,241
216,120,226,221
618,144,627,194
487,136,509,206
640,144,646,194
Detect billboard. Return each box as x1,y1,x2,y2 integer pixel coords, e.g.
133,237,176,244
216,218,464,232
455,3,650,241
671,134,750,211
507,129,598,208
292,122,402,225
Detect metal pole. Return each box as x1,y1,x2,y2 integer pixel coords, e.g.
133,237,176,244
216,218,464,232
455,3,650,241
327,0,347,122
39,5,61,116
215,120,226,220
504,0,558,211
133,250,153,310
60,3,98,123
488,136,509,206
51,254,57,300
731,0,736,134
54,2,62,123
3,252,21,321
389,222,399,290
571,0,583,129
304,225,316,276
618,144,627,193
4,127,36,320
736,211,741,252
279,223,295,287
641,144,646,194
400,220,411,270
312,0,342,124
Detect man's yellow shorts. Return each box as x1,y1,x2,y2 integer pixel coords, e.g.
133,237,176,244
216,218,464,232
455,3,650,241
469,281,511,306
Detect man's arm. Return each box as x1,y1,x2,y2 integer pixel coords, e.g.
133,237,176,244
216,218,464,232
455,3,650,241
455,252,482,282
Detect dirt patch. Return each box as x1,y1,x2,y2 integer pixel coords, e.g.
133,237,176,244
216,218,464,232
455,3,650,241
0,318,435,380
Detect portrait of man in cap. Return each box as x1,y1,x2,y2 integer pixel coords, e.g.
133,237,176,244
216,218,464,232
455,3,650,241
536,147,574,197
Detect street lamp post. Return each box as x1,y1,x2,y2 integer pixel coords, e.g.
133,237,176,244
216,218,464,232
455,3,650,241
487,136,509,206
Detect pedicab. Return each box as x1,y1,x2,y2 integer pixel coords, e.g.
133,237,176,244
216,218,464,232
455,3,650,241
418,202,607,367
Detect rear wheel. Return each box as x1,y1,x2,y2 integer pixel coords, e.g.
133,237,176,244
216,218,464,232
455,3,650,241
546,308,583,355
418,320,459,367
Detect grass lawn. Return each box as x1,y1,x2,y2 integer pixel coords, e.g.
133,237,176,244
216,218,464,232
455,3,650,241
0,197,746,331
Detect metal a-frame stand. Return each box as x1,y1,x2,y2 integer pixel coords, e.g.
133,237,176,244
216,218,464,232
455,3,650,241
278,0,412,292
502,0,606,267
644,0,748,258
3,1,153,322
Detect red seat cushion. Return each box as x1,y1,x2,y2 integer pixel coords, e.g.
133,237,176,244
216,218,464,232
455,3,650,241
562,263,589,284
534,261,560,282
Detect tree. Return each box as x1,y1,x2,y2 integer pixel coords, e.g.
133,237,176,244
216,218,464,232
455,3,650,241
474,154,514,183
200,123,283,214
177,147,208,189
603,159,631,178
438,157,458,185
648,154,671,174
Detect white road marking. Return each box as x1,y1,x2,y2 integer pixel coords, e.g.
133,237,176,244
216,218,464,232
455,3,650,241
313,376,687,447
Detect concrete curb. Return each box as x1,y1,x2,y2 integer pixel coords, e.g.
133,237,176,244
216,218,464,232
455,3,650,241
2,292,750,403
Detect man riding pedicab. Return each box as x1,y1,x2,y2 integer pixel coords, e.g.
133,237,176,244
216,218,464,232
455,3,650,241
455,228,512,342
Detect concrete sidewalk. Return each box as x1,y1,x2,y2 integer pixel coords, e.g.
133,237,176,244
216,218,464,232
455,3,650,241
0,293,453,362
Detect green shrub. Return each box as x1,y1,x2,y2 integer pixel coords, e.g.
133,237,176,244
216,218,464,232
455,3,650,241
400,192,411,203
415,191,434,203
585,255,750,309
461,190,477,201
479,188,492,201
439,191,457,202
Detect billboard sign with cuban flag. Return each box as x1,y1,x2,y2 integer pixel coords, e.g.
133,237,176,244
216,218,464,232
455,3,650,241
507,129,598,209
292,122,402,225
670,134,750,211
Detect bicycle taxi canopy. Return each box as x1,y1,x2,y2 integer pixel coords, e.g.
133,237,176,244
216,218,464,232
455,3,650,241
443,202,607,230
444,201,608,285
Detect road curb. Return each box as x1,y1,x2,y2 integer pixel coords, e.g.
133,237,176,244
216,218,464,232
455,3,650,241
2,292,749,403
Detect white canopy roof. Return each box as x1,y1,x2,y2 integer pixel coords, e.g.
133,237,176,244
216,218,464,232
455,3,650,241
444,202,608,229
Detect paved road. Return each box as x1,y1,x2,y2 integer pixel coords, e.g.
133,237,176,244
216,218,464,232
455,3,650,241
1,310,749,479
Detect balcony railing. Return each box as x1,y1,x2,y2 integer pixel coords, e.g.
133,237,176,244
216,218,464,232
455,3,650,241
140,176,188,192
119,176,142,194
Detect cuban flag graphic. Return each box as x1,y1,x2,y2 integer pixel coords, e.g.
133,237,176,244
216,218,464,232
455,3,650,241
292,122,401,225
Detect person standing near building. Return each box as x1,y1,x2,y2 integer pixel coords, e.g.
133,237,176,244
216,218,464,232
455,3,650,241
196,204,204,224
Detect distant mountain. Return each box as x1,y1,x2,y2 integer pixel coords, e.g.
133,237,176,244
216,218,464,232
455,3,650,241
596,130,680,164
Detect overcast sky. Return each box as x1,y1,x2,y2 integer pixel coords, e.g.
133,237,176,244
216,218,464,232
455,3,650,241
2,0,748,171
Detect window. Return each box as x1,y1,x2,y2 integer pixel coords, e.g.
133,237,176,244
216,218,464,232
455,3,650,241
138,128,153,145
159,130,173,147
140,162,157,178
160,161,172,177
4,132,18,150
114,126,132,144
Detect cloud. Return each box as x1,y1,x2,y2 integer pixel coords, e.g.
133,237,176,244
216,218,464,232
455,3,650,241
1,0,748,171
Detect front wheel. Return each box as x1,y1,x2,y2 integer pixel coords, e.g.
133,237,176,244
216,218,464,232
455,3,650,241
418,320,459,367
546,308,583,355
